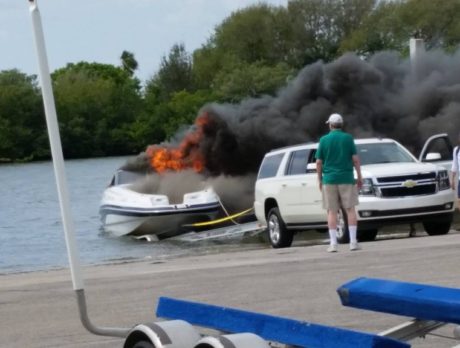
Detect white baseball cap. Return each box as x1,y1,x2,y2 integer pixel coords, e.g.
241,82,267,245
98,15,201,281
326,113,343,124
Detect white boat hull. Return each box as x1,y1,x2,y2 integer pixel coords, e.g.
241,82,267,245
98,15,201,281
99,182,222,238
100,202,222,238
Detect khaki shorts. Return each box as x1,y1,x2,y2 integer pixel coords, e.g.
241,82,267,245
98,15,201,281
322,184,359,211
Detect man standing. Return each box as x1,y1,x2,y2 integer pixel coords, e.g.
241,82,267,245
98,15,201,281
315,113,363,252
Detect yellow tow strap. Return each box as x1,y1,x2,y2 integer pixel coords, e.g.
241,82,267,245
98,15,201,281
185,207,254,227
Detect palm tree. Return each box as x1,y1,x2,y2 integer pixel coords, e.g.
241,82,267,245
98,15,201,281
120,50,138,76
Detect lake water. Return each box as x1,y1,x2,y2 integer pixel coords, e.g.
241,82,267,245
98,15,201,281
0,156,265,274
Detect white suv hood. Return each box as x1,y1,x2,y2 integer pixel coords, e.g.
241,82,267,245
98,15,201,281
361,162,441,177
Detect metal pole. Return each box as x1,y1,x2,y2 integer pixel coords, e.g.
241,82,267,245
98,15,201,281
28,0,129,338
76,290,130,337
28,0,83,291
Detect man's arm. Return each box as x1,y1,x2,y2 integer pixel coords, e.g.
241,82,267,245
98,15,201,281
316,159,323,191
352,154,363,189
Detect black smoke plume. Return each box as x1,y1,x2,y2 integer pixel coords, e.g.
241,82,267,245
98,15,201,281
123,49,460,212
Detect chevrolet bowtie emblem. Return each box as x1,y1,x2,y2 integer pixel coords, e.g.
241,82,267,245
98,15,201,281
402,180,417,188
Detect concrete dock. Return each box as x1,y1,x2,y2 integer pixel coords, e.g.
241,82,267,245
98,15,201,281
2,230,460,347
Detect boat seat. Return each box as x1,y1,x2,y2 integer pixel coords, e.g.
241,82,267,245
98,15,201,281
156,296,409,348
338,277,460,325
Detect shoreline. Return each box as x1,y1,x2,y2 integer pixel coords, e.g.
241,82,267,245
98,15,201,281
5,217,451,276
0,236,271,277
2,231,460,347
4,219,458,276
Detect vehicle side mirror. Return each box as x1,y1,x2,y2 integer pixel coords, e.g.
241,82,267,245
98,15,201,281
424,152,442,161
306,163,317,173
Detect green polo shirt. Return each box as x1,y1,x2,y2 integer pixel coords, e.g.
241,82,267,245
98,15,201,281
315,129,356,184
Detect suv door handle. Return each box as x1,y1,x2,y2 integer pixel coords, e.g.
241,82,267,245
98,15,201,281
282,184,287,187
301,183,307,186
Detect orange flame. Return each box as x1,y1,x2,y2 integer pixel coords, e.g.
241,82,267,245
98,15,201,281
146,113,209,174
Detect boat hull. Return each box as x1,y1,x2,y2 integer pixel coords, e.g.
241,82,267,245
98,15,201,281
100,202,222,238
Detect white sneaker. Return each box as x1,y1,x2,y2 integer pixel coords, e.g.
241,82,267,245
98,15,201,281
350,242,361,251
327,244,338,253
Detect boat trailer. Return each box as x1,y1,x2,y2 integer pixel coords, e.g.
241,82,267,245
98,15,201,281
151,277,460,348
28,0,460,347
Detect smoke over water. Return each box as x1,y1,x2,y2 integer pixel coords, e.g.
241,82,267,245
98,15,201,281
124,50,460,212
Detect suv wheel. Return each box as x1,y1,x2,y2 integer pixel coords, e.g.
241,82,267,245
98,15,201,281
423,216,452,236
336,209,350,244
267,207,293,248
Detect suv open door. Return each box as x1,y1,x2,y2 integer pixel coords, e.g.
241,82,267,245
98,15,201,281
419,133,453,171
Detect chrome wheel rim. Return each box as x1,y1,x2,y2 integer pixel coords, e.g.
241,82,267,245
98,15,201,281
268,214,280,244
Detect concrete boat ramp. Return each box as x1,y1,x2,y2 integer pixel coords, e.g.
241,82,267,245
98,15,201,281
2,229,460,347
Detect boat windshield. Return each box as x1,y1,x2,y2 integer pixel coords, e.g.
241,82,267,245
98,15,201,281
112,170,144,186
357,143,415,165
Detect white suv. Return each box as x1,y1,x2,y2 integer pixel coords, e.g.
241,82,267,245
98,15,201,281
254,134,455,248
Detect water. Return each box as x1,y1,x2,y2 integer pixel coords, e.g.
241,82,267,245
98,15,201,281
0,156,264,274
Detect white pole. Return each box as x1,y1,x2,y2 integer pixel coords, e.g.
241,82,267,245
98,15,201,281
409,38,425,79
28,0,84,290
28,1,130,337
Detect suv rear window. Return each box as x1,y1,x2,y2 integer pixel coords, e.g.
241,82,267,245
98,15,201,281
285,149,309,175
258,153,284,179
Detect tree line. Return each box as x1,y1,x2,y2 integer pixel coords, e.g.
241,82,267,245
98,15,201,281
1,0,459,162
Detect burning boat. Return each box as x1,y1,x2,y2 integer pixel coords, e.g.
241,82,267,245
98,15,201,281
99,169,222,238
99,112,255,238
99,114,224,238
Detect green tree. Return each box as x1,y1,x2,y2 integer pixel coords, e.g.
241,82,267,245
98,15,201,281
0,70,48,161
120,50,139,76
340,1,412,56
162,90,217,138
130,82,169,148
287,0,376,64
147,43,194,102
192,4,295,90
211,4,293,65
192,43,226,90
138,86,216,146
340,0,460,57
52,62,143,157
213,61,294,102
398,0,460,51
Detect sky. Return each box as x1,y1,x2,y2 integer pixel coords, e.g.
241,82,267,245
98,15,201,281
1,0,287,83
